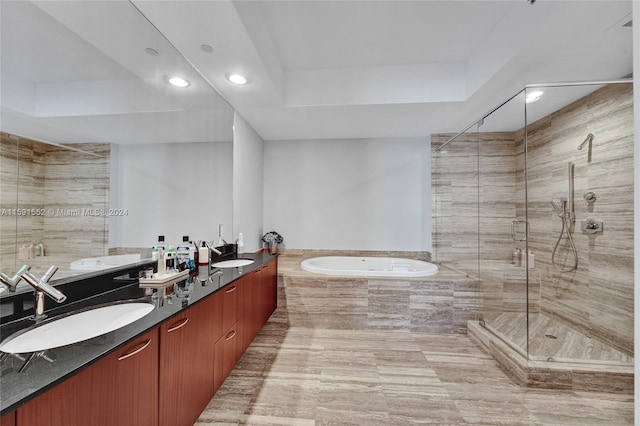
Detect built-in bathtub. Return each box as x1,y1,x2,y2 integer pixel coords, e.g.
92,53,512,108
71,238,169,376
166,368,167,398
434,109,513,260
300,256,438,277
70,254,142,271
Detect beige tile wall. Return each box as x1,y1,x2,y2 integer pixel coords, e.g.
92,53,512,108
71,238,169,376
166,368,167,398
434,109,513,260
521,83,634,355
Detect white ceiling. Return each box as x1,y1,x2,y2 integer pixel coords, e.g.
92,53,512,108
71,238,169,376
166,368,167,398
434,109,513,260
0,0,633,144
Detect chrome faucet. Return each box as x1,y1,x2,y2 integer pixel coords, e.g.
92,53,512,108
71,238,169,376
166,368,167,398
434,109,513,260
0,265,31,292
19,266,67,321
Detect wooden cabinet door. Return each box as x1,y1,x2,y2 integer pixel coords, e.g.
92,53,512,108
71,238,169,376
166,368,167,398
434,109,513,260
0,410,16,426
17,329,159,426
247,267,263,341
262,258,278,323
159,297,216,426
213,323,239,394
236,276,252,354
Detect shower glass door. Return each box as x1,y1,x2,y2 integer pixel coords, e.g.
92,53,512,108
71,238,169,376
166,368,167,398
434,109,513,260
475,90,530,358
435,80,633,368
431,125,480,277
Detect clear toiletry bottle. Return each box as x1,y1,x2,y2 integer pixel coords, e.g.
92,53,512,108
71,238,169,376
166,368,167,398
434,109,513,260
165,246,176,272
237,233,244,254
177,236,191,271
189,240,198,268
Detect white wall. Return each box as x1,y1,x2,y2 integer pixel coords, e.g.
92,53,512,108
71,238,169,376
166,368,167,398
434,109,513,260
109,141,232,248
233,112,264,252
263,137,431,251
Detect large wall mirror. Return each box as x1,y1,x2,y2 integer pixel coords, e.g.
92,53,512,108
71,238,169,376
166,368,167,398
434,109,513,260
1,1,234,287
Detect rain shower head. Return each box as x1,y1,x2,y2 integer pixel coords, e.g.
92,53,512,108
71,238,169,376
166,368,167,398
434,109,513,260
578,133,594,150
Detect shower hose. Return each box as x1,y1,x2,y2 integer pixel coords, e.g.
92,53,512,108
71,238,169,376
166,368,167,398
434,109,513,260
551,202,578,272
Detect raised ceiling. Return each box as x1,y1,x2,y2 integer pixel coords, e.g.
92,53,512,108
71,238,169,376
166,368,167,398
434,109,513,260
134,0,633,140
1,1,633,144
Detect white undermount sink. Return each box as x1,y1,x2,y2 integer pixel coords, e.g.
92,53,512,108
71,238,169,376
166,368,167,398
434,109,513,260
212,259,255,268
0,302,155,354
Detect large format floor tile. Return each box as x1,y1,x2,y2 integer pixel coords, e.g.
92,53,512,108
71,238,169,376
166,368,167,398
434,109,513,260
196,307,633,425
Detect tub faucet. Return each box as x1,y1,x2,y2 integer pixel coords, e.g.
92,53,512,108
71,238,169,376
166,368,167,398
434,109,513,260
20,266,67,321
0,265,31,293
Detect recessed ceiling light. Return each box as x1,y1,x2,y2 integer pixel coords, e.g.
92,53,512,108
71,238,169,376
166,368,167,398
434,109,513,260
525,90,543,103
200,44,214,53
227,73,248,85
144,47,159,56
168,77,190,88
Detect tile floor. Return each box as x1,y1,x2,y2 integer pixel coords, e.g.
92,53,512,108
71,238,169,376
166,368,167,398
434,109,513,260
196,306,634,425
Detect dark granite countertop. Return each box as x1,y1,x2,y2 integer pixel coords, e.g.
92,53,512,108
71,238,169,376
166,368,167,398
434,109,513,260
0,252,277,416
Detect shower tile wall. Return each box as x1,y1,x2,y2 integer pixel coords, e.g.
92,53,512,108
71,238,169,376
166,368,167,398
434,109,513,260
0,133,110,272
520,83,634,356
432,83,633,356
42,143,110,257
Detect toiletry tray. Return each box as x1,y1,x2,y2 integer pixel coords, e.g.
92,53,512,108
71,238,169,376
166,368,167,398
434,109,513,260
139,269,189,288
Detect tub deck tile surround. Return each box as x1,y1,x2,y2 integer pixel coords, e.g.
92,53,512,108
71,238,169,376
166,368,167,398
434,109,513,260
278,252,479,334
196,278,633,424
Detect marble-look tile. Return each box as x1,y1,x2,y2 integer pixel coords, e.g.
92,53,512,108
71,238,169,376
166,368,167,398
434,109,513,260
432,83,634,359
1,134,110,275
198,313,633,425
467,319,633,394
198,256,633,425
281,260,480,334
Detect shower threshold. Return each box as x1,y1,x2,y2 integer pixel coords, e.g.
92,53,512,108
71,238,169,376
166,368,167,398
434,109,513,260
467,320,633,393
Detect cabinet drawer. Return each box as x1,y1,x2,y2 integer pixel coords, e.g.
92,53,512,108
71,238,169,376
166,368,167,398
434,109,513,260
221,282,239,332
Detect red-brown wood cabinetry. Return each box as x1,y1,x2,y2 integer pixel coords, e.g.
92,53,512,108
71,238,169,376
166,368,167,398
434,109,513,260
159,294,218,426
10,257,277,425
0,410,16,426
17,329,159,426
263,257,278,323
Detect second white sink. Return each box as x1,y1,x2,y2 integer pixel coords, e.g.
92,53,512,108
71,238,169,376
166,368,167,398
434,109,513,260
0,302,154,354
212,259,255,268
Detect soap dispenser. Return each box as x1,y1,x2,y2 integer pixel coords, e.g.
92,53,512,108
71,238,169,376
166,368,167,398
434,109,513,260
198,241,209,265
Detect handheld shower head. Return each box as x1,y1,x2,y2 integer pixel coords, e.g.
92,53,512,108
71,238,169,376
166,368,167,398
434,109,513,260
578,133,594,150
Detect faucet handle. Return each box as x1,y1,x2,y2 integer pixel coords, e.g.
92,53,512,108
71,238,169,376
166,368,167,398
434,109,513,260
0,265,31,291
41,265,58,283
22,267,66,303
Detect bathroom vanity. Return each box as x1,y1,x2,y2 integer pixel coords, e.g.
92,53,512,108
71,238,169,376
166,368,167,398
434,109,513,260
0,252,278,426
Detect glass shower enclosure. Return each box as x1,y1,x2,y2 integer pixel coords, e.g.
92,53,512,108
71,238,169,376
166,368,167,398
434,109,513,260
432,80,634,367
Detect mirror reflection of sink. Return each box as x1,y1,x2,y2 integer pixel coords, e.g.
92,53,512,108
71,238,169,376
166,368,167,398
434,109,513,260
0,302,154,354
211,259,255,268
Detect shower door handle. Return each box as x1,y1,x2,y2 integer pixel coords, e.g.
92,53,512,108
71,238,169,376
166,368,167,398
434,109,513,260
511,219,528,242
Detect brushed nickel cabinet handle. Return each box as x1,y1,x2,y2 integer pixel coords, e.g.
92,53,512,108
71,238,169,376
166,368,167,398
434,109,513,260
225,285,237,293
167,317,189,332
225,330,236,340
118,339,152,361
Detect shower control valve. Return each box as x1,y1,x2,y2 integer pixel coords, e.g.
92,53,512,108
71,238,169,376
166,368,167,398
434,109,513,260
583,191,597,204
580,218,603,234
